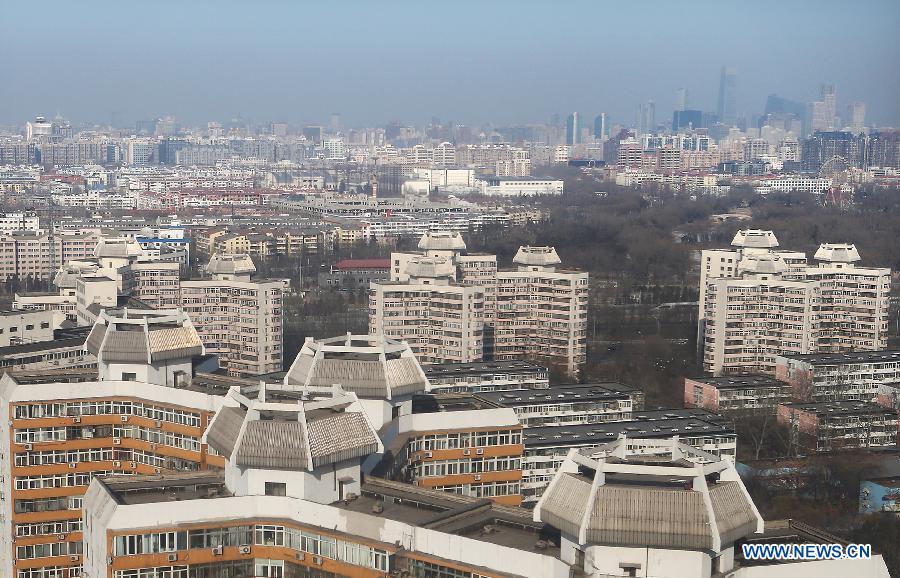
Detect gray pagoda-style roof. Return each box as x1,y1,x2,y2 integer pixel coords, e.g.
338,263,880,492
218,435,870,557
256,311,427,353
85,309,204,364
284,333,429,399
534,436,763,554
204,387,382,472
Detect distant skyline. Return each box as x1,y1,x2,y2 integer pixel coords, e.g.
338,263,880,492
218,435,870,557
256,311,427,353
1,0,899,128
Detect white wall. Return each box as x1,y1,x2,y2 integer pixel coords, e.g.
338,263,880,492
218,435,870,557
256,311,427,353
584,545,711,578
732,557,890,578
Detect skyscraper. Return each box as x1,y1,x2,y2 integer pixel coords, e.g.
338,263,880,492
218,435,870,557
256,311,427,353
847,102,866,133
593,112,607,139
637,100,655,135
821,84,836,129
565,112,581,145
717,66,737,126
675,87,688,112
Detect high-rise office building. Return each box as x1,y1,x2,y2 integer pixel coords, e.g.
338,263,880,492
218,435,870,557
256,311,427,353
593,112,607,139
565,112,581,145
673,109,704,132
717,66,737,126
637,100,656,135
847,102,866,133
675,87,688,111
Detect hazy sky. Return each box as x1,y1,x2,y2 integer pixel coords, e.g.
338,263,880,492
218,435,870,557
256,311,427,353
2,0,898,129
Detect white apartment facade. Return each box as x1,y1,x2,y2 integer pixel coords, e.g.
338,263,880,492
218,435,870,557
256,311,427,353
368,256,485,364
700,231,891,376
180,254,284,376
379,233,588,376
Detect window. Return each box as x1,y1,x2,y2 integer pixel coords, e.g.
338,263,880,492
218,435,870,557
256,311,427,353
26,324,34,330
9,326,17,332
121,373,136,381
264,482,286,497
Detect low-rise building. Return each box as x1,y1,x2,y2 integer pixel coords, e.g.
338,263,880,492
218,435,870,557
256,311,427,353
378,393,525,506
0,309,62,347
317,258,390,289
684,375,792,413
476,382,642,427
424,360,550,393
775,350,900,402
477,176,564,196
777,401,899,452
521,409,737,504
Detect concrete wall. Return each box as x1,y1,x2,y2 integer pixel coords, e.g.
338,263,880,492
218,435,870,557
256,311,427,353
584,545,711,578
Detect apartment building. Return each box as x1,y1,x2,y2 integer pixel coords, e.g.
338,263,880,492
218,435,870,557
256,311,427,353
379,394,525,506
521,409,737,504
475,382,643,427
777,401,899,452
494,246,589,376
0,329,94,374
0,310,61,347
0,310,224,578
700,230,891,376
775,350,900,402
424,360,550,393
368,255,485,364
129,259,181,309
684,375,792,413
380,232,588,376
0,212,40,234
181,254,283,376
0,231,99,280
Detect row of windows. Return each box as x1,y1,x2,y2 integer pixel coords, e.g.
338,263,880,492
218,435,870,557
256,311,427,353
17,566,81,578
14,400,202,427
415,456,521,478
113,524,390,572
16,539,82,560
16,518,82,538
431,480,521,498
14,496,82,514
408,430,522,452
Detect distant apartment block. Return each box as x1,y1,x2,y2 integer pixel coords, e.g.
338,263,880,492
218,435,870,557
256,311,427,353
700,230,891,376
374,232,588,376
181,254,284,376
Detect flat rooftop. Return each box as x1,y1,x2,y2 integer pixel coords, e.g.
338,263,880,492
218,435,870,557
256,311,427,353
778,350,900,365
688,375,787,390
412,393,502,413
780,400,898,417
0,335,87,356
524,410,734,448
102,471,232,506
475,382,637,406
424,360,548,379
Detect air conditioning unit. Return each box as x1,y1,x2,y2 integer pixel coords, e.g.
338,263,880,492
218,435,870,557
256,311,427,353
113,438,121,445
476,448,484,455
57,534,66,541
167,553,178,562
155,420,162,428
238,545,251,554
212,545,223,556
68,462,77,469
155,467,162,474
296,552,305,561
120,415,129,422
72,417,81,424
463,449,471,456
313,555,323,565
113,461,121,468
70,555,79,562
424,451,432,458
474,474,482,481
130,461,137,468
24,444,33,451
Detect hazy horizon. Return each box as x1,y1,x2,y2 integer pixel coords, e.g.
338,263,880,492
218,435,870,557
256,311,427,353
2,0,899,129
